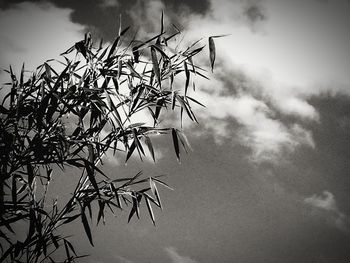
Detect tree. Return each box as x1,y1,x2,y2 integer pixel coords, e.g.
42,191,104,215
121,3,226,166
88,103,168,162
0,16,217,262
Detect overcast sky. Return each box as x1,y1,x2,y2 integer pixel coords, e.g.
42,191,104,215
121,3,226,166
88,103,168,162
1,0,350,262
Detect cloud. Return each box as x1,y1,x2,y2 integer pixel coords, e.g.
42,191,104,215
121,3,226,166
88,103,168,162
12,0,344,164
120,0,323,162
305,191,337,211
127,0,165,38
242,0,268,31
181,0,350,162
193,86,315,162
304,191,349,231
0,2,84,77
164,247,197,263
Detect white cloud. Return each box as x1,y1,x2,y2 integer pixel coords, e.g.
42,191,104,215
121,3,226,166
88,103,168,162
305,191,338,211
0,2,84,79
164,247,197,263
304,191,349,231
123,0,326,162
179,0,350,160
186,76,315,162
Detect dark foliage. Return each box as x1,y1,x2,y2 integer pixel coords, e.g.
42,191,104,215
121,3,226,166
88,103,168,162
0,17,218,262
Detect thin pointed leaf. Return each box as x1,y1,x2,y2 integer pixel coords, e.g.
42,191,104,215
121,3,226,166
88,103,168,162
118,14,122,36
184,61,190,96
144,136,155,162
209,37,215,72
97,200,105,225
65,239,77,256
86,145,99,194
44,63,52,81
153,181,162,209
81,208,94,246
160,11,164,34
145,195,155,226
211,34,231,38
152,177,174,190
63,240,71,260
107,27,130,59
171,128,180,162
208,34,230,72
132,46,140,63
20,63,24,87
177,131,192,153
125,140,136,163
151,47,161,88
50,234,59,249
171,91,176,110
186,96,205,107
128,193,141,222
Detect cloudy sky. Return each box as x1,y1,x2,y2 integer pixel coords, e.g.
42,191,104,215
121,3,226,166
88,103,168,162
1,0,350,262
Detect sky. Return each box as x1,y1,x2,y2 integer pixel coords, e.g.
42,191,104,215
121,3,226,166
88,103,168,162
1,0,350,262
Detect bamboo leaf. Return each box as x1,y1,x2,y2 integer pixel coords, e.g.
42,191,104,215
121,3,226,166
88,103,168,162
132,46,140,63
128,193,141,222
152,177,174,190
132,129,145,159
126,62,142,79
154,97,165,121
44,63,52,81
81,207,94,246
0,105,9,114
175,94,194,122
97,200,105,225
144,136,155,162
171,128,180,162
171,91,176,110
208,34,230,72
177,131,192,153
107,26,130,59
60,44,75,55
145,195,155,226
160,10,164,34
151,47,161,88
209,37,216,72
211,34,231,38
86,145,99,194
186,96,205,107
184,61,190,96
126,140,136,163
118,59,122,79
20,63,24,87
65,239,77,256
64,240,71,260
62,214,81,225
50,234,59,249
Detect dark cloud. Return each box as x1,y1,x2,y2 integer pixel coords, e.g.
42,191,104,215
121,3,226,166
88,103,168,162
244,3,267,24
0,0,210,41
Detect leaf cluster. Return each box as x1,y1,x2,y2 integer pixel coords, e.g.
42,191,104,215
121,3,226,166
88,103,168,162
0,19,209,262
